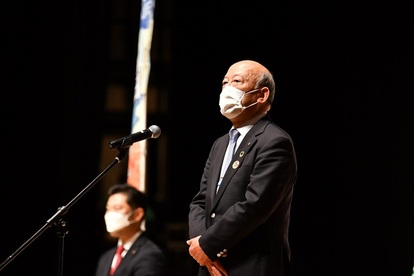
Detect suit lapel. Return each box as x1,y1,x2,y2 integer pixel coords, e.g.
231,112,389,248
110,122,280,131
213,129,257,203
115,234,144,273
209,136,229,200
211,117,270,206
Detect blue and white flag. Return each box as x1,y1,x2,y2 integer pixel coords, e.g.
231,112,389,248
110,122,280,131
127,0,156,192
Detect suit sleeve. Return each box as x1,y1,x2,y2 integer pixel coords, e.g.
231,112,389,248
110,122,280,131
188,139,218,238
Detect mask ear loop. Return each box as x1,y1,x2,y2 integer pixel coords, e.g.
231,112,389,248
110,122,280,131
240,88,261,108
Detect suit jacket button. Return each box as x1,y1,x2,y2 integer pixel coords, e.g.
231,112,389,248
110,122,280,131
211,213,216,218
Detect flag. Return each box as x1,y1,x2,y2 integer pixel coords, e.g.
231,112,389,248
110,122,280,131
127,0,156,192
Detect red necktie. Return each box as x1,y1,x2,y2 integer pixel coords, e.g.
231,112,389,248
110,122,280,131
109,245,124,276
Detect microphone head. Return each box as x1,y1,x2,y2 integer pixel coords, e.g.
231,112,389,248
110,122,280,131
149,125,161,138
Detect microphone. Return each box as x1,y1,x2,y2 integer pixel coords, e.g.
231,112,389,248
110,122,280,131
108,125,161,150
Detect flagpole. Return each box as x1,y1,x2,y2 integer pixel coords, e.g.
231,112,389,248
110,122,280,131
127,0,156,193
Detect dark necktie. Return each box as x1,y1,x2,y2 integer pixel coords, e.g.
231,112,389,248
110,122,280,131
217,129,240,193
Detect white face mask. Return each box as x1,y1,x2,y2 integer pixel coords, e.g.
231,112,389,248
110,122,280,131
104,211,133,233
219,86,260,119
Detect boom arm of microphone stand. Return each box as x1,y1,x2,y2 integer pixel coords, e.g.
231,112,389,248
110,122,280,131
0,149,129,273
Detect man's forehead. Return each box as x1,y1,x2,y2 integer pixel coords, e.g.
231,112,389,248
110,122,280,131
225,69,255,81
107,193,127,203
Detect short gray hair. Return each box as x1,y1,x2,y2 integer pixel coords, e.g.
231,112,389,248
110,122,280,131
257,71,275,104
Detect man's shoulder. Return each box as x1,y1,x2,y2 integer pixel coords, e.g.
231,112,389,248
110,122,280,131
253,119,293,141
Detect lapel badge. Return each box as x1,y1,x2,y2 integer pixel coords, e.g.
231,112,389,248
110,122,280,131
239,151,245,157
232,160,240,169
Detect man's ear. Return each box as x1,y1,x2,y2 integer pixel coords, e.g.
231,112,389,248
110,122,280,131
258,87,270,103
132,207,145,222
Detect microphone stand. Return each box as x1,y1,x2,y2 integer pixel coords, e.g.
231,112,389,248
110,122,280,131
0,149,129,275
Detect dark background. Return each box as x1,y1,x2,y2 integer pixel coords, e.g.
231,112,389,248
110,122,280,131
1,0,413,276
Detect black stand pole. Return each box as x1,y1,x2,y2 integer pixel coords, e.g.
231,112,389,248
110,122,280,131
0,149,129,274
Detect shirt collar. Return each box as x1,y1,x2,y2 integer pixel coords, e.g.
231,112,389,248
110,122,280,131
118,231,142,251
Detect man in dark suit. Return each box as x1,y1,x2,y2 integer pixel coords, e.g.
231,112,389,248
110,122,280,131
187,60,298,276
95,184,166,276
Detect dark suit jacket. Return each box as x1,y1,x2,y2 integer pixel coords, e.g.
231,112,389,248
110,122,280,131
95,232,166,276
188,115,298,276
